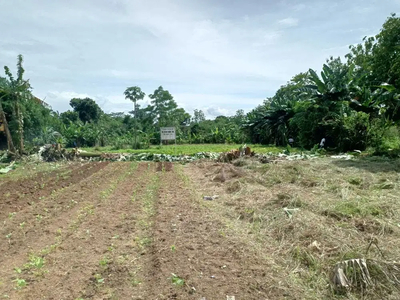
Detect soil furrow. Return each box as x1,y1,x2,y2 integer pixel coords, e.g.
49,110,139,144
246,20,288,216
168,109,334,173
0,162,108,219
0,162,112,250
8,163,151,300
141,163,273,299
0,162,126,298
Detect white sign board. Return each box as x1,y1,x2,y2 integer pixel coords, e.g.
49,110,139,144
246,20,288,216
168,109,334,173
160,127,176,140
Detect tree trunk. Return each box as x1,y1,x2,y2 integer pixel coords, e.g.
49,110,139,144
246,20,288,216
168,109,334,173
15,102,24,154
0,101,16,153
134,101,137,149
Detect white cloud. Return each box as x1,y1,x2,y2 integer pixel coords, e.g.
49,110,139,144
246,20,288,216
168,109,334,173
206,106,234,118
278,17,299,27
46,91,91,112
46,91,131,114
0,0,399,118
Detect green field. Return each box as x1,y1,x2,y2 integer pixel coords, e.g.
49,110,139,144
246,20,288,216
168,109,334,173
78,144,300,156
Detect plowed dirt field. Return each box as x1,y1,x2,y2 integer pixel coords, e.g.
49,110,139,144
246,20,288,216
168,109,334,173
1,159,400,300
0,162,279,300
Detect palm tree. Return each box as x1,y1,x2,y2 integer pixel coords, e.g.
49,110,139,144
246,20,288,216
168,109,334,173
124,86,145,148
246,96,296,145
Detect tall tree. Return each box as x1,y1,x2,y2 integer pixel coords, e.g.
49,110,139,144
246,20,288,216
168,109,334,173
60,110,79,125
124,86,145,148
232,109,245,125
371,13,400,88
148,86,178,127
192,109,206,124
69,98,102,123
346,14,400,88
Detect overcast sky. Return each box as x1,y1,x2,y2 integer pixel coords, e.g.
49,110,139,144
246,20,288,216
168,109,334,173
0,0,399,118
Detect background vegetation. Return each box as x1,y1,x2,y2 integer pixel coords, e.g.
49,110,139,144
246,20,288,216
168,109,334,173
1,14,399,155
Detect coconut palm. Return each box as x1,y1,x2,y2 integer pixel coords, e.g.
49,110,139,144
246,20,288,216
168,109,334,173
124,86,145,148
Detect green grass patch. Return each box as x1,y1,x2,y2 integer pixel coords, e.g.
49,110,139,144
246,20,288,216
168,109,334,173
76,144,299,156
333,200,384,218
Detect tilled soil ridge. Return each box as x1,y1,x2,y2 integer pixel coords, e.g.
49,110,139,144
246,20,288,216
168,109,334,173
0,162,277,300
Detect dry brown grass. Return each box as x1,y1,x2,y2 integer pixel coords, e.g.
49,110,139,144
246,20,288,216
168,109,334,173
185,157,400,299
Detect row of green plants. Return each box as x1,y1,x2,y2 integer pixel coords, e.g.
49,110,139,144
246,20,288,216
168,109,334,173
0,14,399,155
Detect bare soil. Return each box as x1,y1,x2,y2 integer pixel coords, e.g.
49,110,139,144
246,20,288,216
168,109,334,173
1,159,400,299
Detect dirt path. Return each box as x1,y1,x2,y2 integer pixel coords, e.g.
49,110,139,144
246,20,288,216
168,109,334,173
0,162,280,300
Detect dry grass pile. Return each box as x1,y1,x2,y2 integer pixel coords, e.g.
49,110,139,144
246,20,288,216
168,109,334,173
203,163,245,183
333,258,400,295
218,146,253,163
186,157,400,299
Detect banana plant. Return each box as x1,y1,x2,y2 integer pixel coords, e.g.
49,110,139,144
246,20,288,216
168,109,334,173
33,126,63,145
348,82,400,122
0,77,16,153
2,55,32,154
299,64,352,107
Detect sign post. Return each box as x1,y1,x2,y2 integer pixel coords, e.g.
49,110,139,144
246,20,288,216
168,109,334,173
160,127,176,154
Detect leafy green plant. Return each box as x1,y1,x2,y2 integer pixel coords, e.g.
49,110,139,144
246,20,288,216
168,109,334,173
13,278,27,289
93,274,104,284
131,279,141,286
24,254,44,269
170,273,185,286
99,257,108,267
5,233,11,244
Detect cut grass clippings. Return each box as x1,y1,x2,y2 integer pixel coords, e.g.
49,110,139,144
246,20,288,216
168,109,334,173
184,157,400,299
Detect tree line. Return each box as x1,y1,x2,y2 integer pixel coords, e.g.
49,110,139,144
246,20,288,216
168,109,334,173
246,13,400,153
0,14,399,154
